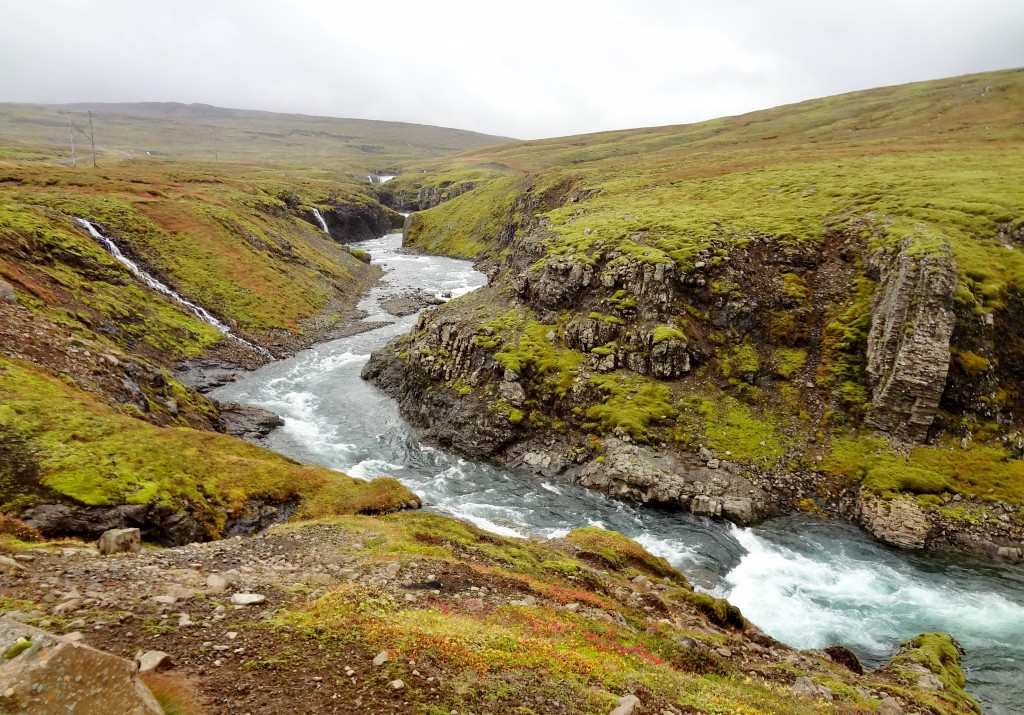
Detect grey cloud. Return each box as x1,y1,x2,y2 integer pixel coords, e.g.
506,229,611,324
1,0,1021,139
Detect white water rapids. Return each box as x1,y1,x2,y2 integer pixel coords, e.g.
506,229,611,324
211,232,1024,714
74,217,272,358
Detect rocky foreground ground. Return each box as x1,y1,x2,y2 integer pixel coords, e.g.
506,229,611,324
1,512,979,715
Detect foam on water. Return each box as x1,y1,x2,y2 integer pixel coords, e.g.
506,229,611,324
722,522,1024,670
347,459,405,478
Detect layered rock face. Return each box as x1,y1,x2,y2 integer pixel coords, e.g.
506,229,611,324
363,180,1022,558
311,202,403,243
864,242,958,440
379,181,478,212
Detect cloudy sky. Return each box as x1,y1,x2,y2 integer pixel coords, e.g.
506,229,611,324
2,0,1022,139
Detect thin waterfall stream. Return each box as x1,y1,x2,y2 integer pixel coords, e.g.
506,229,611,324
75,218,272,358
212,232,1024,714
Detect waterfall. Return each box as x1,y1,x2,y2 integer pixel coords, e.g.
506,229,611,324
311,208,330,235
74,218,272,359
377,175,397,184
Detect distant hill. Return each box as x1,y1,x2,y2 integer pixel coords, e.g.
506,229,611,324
0,101,514,173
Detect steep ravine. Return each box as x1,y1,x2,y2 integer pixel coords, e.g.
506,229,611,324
213,232,1024,715
363,184,1024,566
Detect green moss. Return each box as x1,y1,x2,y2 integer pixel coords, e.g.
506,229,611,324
863,461,953,496
824,435,1024,503
781,272,810,302
0,358,416,534
893,633,979,713
671,591,745,630
652,325,687,345
585,373,674,442
4,640,30,660
720,344,760,380
820,276,876,410
957,350,991,375
565,526,688,585
482,312,583,399
772,347,807,380
675,393,787,465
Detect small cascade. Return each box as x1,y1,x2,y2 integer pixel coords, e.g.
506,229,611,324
366,175,376,184
311,207,330,235
74,218,272,359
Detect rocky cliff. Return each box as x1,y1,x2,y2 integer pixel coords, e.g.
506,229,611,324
365,70,1024,562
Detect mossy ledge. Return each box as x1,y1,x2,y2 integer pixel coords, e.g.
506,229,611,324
366,69,1024,563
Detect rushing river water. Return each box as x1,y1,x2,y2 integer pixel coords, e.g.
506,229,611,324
213,233,1024,714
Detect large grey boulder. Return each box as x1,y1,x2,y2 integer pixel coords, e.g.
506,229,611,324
98,527,142,555
0,617,162,715
859,494,932,549
0,280,16,304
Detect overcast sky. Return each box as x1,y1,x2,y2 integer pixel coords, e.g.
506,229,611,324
2,0,1022,139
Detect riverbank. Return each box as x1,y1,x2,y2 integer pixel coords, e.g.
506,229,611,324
0,512,984,715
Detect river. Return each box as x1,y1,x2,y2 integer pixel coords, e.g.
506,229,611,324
212,232,1024,714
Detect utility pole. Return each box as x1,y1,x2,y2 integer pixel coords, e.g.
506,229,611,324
60,110,98,168
88,111,96,168
65,112,76,167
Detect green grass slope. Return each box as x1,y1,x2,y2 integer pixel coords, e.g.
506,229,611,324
0,155,410,530
0,357,416,537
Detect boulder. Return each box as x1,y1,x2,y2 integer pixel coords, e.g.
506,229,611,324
824,644,864,674
0,617,162,715
206,573,228,594
230,593,266,606
0,279,17,304
877,696,904,715
609,694,641,715
218,401,285,441
791,676,819,697
98,527,142,555
135,650,173,674
859,495,932,549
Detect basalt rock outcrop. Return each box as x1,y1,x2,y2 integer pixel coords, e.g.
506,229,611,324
310,202,403,243
864,241,958,441
379,180,478,212
572,437,775,524
363,172,1024,561
20,497,299,546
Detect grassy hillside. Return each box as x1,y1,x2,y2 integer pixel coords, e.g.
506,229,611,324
0,357,415,537
0,150,413,530
0,101,512,174
0,159,392,352
371,69,1024,548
